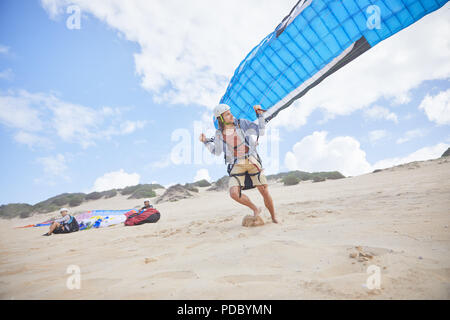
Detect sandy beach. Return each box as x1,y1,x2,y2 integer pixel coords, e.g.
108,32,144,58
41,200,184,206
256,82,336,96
1,157,449,299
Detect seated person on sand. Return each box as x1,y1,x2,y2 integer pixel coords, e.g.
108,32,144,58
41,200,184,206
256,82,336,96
126,199,160,225
43,208,79,236
200,103,278,223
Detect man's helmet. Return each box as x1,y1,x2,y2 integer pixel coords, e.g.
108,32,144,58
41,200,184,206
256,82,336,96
213,104,231,118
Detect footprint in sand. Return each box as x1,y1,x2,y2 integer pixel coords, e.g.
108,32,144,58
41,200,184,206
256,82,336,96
347,245,391,263
218,274,279,285
144,257,157,264
151,270,198,280
82,278,123,291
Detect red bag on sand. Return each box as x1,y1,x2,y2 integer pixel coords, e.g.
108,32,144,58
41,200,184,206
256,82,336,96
124,208,160,226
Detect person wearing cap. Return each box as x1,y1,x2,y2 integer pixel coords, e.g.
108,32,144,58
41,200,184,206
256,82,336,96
43,208,79,236
141,199,153,211
199,103,278,223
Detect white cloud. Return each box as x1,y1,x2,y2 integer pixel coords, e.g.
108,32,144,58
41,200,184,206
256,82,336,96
0,92,44,131
133,138,148,145
37,154,69,180
285,131,449,177
40,0,297,108
364,106,398,123
0,90,146,148
0,45,9,55
193,168,211,182
369,130,388,143
14,131,52,149
92,169,140,192
49,99,99,148
372,143,449,170
119,120,146,134
150,154,172,169
396,129,427,144
418,89,450,125
269,4,450,129
40,0,64,19
0,68,13,80
284,131,373,177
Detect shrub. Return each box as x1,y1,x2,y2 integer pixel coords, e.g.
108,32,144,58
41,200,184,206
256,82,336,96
69,196,84,207
127,187,157,199
102,189,117,199
312,176,326,183
193,179,211,187
120,185,141,195
19,211,32,218
0,204,33,219
184,183,199,193
207,175,230,191
283,175,300,186
85,192,103,201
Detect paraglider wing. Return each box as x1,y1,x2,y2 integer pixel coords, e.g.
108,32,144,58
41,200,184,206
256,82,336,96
219,0,448,124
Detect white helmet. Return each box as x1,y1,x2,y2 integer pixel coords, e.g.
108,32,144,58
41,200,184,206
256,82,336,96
60,208,69,213
213,104,230,118
144,199,150,203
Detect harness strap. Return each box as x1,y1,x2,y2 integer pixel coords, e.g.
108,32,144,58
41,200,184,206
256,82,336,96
223,118,263,198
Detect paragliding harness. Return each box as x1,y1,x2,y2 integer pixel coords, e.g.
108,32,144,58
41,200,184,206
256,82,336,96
54,215,79,234
124,207,160,226
224,119,263,198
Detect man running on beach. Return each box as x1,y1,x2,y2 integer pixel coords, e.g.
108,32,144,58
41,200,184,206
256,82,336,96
199,103,278,223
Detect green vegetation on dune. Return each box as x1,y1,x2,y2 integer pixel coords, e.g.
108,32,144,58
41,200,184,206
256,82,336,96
0,203,33,219
183,183,199,193
207,175,230,191
442,147,450,158
282,174,301,186
85,192,103,201
127,185,157,199
119,184,164,196
0,183,165,219
102,189,117,199
183,179,212,192
0,169,347,219
192,179,212,187
33,193,87,214
269,170,345,186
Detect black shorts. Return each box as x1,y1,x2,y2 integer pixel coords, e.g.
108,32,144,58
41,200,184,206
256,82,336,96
53,224,76,234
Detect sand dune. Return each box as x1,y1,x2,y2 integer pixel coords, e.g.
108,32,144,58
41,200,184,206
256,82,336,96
1,157,449,299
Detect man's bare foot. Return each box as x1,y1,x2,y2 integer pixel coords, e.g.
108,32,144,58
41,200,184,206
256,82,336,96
253,207,262,217
271,216,279,223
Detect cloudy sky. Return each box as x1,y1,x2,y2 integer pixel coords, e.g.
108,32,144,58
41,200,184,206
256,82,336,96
0,0,449,205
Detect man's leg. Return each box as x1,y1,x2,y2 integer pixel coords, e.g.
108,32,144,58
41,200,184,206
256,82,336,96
256,185,278,223
47,222,61,235
229,186,261,216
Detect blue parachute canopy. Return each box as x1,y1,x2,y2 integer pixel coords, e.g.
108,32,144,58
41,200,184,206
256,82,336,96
219,0,448,125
